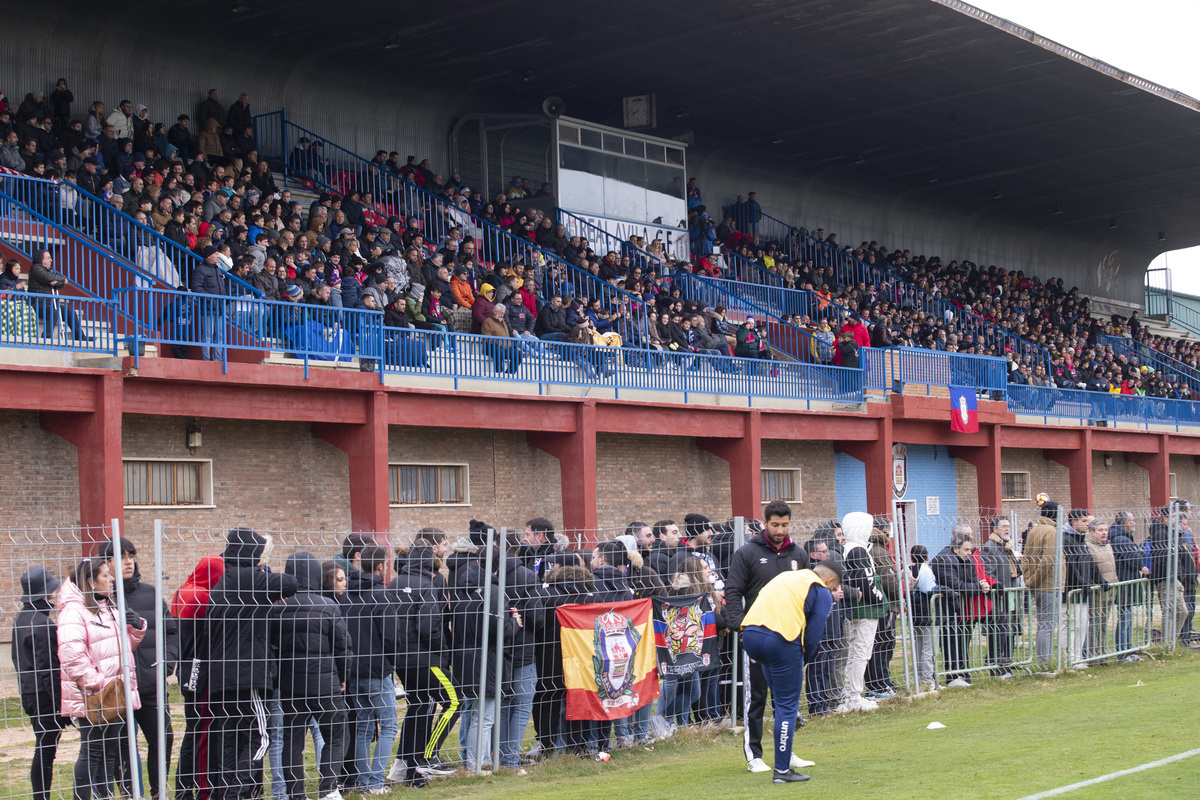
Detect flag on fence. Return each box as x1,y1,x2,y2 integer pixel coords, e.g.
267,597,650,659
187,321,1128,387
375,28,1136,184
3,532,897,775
652,593,719,677
949,386,979,433
558,598,659,721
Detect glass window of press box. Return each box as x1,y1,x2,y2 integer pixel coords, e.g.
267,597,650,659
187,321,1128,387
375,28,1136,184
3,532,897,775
556,120,687,228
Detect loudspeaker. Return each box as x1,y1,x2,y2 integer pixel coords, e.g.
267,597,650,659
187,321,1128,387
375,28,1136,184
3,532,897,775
542,96,566,119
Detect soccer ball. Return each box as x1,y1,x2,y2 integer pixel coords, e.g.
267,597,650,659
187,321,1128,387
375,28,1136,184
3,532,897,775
1035,492,1049,507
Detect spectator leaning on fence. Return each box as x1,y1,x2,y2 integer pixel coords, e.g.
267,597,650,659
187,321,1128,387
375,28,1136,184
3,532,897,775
1062,509,1106,669
838,511,887,711
979,516,1021,678
12,566,65,800
1022,500,1060,667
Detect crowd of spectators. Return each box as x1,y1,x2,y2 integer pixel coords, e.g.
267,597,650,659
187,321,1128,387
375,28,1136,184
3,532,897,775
14,498,1196,798
684,181,1200,400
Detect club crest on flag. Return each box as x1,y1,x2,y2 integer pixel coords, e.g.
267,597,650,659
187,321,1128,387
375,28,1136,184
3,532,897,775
949,386,980,433
662,602,703,661
592,610,642,710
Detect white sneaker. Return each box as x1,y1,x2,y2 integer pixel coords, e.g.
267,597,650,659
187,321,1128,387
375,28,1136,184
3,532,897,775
367,788,389,796
858,697,880,711
386,759,406,783
320,792,344,800
790,753,816,769
947,677,972,688
833,702,851,714
747,757,771,773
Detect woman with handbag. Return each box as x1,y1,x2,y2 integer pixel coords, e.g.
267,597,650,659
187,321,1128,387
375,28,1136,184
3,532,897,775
58,557,147,800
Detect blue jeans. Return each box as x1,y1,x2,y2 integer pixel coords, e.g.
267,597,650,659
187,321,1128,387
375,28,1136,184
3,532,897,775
741,626,804,773
267,693,285,800
629,700,652,740
459,697,497,770
200,312,226,362
661,673,700,727
349,675,398,789
499,664,536,768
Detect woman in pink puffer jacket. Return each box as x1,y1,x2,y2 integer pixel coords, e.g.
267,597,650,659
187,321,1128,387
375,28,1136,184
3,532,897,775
57,558,145,800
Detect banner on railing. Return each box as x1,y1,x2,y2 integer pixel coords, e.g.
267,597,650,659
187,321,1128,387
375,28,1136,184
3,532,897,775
559,598,660,721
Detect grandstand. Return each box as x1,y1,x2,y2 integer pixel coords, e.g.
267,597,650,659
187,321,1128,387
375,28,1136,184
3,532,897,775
1,0,1200,545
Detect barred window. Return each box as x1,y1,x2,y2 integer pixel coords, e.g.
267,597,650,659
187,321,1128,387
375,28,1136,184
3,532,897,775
1001,471,1031,501
124,459,211,507
761,468,800,503
389,464,468,506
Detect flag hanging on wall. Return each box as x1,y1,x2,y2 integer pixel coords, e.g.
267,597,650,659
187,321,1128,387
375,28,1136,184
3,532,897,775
558,598,660,721
652,593,719,678
949,386,979,433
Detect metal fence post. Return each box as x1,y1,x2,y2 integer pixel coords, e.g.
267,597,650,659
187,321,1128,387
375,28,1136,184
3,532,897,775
730,516,744,731
475,528,494,773
1167,504,1179,653
893,513,915,694
153,520,168,800
110,518,143,800
1052,505,1065,671
492,528,508,772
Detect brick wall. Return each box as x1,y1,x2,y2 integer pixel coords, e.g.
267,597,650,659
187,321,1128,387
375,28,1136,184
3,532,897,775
0,410,80,526
1001,448,1069,525
761,439,837,528
955,458,980,518
1092,451,1151,516
595,434,731,533
1169,455,1200,506
387,427,562,540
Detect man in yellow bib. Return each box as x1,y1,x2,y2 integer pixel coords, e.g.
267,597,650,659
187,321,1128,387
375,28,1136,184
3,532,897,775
740,558,841,784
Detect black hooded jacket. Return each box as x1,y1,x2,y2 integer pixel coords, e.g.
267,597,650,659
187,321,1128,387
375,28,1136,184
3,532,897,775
205,529,298,695
388,547,445,670
11,598,61,717
274,552,351,698
723,532,810,630
534,569,596,693
448,551,518,700
591,565,635,604
342,569,401,680
502,555,547,669
117,564,180,699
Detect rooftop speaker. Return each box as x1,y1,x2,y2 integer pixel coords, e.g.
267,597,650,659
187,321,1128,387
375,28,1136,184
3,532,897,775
542,96,566,119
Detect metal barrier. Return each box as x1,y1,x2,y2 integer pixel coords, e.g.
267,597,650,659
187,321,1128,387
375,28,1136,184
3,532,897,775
864,346,1009,395
1078,578,1154,664
114,286,384,379
554,208,664,273
0,290,118,354
925,586,1038,683
1007,383,1200,429
380,325,865,404
0,173,261,297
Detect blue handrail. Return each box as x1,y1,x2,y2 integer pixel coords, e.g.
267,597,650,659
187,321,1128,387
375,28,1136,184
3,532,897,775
0,290,118,355
863,346,1009,395
0,171,261,297
1007,383,1200,431
554,208,665,273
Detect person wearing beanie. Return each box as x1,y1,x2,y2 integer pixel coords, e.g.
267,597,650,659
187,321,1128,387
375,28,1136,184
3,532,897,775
1023,499,1061,666
724,500,814,774
12,566,66,800
837,511,888,712
205,529,297,800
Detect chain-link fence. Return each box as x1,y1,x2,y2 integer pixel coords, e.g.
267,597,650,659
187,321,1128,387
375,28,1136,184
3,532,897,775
1,504,1196,799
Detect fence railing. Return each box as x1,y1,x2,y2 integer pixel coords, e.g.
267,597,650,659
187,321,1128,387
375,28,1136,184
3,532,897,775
554,208,664,273
0,172,261,297
864,346,1009,395
1096,334,1200,392
0,290,119,354
379,325,864,403
1007,383,1200,429
113,286,385,379
669,272,826,363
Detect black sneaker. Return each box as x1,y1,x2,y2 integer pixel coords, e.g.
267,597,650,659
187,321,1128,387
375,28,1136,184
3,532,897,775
773,770,811,783
404,772,430,788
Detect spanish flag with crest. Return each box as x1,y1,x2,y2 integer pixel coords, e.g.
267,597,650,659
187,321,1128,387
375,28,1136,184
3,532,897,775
558,598,660,721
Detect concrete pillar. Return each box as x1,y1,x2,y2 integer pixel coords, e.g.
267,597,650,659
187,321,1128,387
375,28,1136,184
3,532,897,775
313,391,391,537
41,373,124,553
697,409,763,519
528,400,598,541
950,424,1003,514
1045,428,1094,511
1126,434,1171,511
835,416,895,516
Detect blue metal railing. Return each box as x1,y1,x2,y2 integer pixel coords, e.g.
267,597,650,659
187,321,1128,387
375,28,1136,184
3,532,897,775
1007,384,1200,430
1096,334,1200,392
863,346,1009,395
113,286,385,380
723,204,801,259
554,208,664,273
378,325,864,404
0,290,118,355
1164,301,1200,337
0,172,261,297
669,272,827,363
687,273,858,323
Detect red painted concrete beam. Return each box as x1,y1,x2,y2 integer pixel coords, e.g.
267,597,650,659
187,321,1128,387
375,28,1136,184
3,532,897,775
527,401,598,542
835,416,895,516
1125,434,1171,511
313,391,390,537
1044,428,1094,511
949,424,1003,515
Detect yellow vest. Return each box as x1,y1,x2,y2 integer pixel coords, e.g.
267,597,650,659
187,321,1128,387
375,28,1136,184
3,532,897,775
741,569,825,642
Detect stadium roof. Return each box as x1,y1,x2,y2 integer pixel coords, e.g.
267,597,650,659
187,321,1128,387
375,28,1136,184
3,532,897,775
101,0,1200,255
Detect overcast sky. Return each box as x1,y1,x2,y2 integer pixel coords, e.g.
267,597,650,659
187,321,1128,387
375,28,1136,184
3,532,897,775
969,0,1200,297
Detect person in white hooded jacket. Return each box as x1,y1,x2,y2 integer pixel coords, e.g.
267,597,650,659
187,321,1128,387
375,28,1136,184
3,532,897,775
837,512,888,712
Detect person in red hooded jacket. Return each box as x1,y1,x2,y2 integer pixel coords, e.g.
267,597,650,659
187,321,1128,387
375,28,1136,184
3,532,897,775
171,555,225,800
